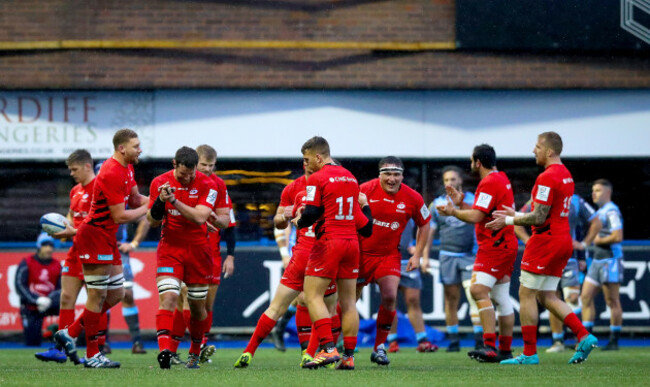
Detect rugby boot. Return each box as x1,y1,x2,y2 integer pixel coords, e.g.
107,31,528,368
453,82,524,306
370,344,390,366
500,353,539,365
569,334,598,364
35,347,67,363
185,354,201,369
199,344,216,363
495,350,513,362
304,348,341,369
234,352,252,368
132,341,147,354
388,340,400,353
84,353,121,368
157,349,173,369
170,352,185,366
468,345,499,363
53,328,81,365
337,355,355,370
300,350,314,369
417,340,439,353
545,341,565,353
447,340,461,352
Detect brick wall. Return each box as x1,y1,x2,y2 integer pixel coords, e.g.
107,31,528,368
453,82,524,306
0,0,649,89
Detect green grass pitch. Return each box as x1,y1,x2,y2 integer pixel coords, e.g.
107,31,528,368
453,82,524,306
2,346,649,386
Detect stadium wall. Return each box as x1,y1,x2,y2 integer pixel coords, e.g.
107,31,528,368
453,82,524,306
1,0,649,89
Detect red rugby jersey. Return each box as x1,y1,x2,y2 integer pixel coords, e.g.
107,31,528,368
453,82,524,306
280,176,316,249
206,173,234,252
69,178,95,228
359,178,430,256
85,157,136,234
149,169,219,244
530,163,574,236
302,164,361,239
472,171,517,251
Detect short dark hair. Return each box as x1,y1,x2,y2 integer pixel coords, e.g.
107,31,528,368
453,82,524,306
441,165,463,177
196,144,217,161
593,178,613,189
112,128,138,150
472,144,496,169
66,149,93,166
301,136,330,157
378,156,403,170
539,131,563,155
174,146,199,169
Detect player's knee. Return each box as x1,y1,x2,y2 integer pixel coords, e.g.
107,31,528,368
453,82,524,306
470,284,487,301
491,282,513,316
187,286,209,301
157,278,181,309
60,291,76,309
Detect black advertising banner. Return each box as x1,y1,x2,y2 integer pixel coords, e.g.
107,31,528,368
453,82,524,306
456,0,650,50
213,246,650,330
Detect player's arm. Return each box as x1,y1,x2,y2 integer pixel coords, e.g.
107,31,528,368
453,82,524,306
14,260,40,305
119,217,150,253
594,228,623,245
274,205,294,230
208,207,230,229
274,223,291,266
294,205,323,229
127,184,149,209
110,201,149,225
423,222,436,263
406,221,431,272
221,226,236,277
356,194,373,237
486,203,550,230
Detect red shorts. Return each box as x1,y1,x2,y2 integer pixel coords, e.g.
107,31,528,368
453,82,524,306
157,239,213,285
473,247,517,281
281,246,336,295
305,237,359,280
521,233,573,277
356,252,401,286
210,235,222,285
62,246,84,281
72,223,121,266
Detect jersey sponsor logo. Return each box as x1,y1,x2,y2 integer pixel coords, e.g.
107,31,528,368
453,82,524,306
206,189,218,205
369,199,380,203
305,186,316,201
562,178,574,184
390,222,400,230
536,185,550,201
329,176,357,183
383,198,394,203
97,254,113,261
476,192,493,209
373,219,394,229
420,204,430,219
157,267,174,274
79,254,90,259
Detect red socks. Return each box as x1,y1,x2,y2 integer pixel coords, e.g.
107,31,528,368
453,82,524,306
59,309,75,330
375,306,396,351
84,309,102,358
295,305,312,347
202,311,213,346
498,335,512,352
244,313,276,356
156,309,174,352
331,313,342,344
522,325,537,356
67,310,85,338
170,309,186,353
313,318,333,347
97,313,108,347
343,336,357,355
306,325,319,357
189,315,208,356
564,313,589,342
483,332,497,349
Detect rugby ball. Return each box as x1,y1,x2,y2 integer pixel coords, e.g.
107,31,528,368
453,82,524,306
40,213,68,234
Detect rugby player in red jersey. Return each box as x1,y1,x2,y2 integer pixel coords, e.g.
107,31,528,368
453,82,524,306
292,136,373,370
36,149,95,363
356,156,432,365
148,146,230,369
437,144,516,363
235,161,371,369
54,129,149,368
488,132,597,365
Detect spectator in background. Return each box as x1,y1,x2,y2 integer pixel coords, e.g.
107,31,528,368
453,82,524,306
16,233,62,347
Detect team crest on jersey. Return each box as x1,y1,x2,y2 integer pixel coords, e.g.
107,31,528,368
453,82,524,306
306,186,316,201
390,222,400,230
207,189,217,205
190,189,198,195
397,203,406,209
420,204,430,219
476,192,492,209
536,185,550,201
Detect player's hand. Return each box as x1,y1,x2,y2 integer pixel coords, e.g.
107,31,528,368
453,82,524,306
578,260,587,272
118,242,133,254
420,257,430,272
36,296,51,312
358,192,368,207
406,255,420,272
486,205,516,230
282,206,294,221
51,220,75,240
445,185,464,206
436,196,456,216
222,255,235,278
207,211,220,232
572,240,585,251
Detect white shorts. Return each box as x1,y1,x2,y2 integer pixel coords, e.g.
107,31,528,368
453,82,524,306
520,270,560,291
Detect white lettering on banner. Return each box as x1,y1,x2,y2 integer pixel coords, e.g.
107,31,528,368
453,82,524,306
0,312,19,327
